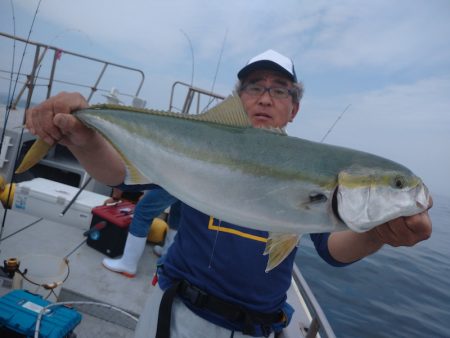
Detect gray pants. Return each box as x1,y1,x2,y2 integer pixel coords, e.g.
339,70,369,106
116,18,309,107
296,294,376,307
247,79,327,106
134,285,274,338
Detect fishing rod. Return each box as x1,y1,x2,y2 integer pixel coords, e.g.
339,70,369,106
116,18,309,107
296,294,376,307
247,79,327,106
4,0,17,114
1,0,43,129
0,217,44,244
59,176,92,216
202,29,228,113
208,30,227,99
203,28,228,261
180,29,195,88
64,220,108,261
320,104,351,143
0,0,44,245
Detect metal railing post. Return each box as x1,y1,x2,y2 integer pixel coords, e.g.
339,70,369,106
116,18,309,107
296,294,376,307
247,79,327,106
47,49,60,99
87,63,108,103
13,45,48,109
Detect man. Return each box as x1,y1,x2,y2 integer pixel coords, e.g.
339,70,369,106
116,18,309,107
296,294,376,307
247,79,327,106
26,50,432,337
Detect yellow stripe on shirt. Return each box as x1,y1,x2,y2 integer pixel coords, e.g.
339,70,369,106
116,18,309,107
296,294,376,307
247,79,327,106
208,216,267,243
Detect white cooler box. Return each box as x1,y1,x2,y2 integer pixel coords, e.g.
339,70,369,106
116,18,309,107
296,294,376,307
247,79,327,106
12,178,109,230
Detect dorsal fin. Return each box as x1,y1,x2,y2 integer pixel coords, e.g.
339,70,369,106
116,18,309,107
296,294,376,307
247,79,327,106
256,126,287,135
88,92,252,128
190,92,252,127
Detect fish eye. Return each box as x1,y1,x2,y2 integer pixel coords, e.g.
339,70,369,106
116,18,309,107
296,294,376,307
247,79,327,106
309,192,327,203
393,176,405,189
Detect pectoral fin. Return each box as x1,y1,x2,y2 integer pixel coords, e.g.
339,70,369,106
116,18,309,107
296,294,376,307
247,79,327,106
264,232,300,272
15,139,52,174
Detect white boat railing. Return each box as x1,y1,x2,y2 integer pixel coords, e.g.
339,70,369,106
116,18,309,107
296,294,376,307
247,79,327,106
169,80,225,114
0,31,145,109
291,264,336,338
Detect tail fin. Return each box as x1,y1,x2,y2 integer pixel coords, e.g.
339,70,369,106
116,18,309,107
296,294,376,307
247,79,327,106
15,139,52,174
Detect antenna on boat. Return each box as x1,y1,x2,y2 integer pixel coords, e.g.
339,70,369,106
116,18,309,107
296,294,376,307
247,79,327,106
320,104,351,143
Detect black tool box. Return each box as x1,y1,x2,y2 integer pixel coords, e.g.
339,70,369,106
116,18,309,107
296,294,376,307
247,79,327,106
86,201,135,257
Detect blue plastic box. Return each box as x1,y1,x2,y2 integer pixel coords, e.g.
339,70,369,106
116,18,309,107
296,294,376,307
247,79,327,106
0,289,82,338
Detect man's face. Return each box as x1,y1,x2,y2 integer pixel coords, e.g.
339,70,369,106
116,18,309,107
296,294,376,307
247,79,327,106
239,70,300,128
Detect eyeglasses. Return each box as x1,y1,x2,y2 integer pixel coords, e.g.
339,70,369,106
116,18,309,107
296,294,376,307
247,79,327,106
241,84,295,99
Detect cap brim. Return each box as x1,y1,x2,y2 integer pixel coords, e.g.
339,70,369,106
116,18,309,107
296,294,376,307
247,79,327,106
237,60,296,82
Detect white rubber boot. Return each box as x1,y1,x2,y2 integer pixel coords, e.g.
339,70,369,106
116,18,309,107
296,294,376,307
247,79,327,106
102,233,147,278
153,229,177,257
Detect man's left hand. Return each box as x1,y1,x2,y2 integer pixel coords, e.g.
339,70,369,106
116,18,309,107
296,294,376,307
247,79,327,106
369,205,432,247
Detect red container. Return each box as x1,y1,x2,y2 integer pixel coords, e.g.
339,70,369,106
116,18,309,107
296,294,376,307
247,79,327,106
86,201,135,257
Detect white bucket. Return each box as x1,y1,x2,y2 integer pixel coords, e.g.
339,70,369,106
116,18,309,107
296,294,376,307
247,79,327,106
16,254,68,302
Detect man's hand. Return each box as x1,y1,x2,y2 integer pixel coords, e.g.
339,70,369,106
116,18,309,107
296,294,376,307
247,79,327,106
369,206,432,247
25,91,126,186
328,197,433,263
25,91,93,147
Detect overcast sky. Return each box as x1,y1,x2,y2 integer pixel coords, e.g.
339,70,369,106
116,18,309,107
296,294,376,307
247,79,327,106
1,0,449,197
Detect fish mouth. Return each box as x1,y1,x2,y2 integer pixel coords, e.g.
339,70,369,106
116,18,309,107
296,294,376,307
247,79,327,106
415,182,430,210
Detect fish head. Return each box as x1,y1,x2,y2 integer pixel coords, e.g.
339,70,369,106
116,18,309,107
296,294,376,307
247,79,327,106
335,166,430,232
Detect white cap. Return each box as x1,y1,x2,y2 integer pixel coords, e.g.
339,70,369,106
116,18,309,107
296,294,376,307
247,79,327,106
237,49,297,82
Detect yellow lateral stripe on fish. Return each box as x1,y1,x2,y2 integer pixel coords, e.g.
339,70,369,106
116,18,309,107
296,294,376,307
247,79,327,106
338,169,422,189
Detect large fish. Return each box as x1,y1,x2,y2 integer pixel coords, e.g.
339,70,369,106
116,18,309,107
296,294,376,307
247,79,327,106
16,94,430,271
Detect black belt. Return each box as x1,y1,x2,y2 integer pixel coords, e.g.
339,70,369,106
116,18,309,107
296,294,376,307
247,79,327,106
156,280,283,338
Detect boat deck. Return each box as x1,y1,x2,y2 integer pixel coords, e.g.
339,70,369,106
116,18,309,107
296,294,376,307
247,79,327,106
0,208,150,336
0,208,315,338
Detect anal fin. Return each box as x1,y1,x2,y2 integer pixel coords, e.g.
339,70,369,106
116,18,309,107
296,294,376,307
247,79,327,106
264,232,300,272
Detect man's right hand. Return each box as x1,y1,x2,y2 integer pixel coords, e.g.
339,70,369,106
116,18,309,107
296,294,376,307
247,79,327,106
25,91,94,148
25,91,127,186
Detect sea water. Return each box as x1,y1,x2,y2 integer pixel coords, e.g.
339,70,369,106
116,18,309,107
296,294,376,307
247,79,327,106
295,193,450,338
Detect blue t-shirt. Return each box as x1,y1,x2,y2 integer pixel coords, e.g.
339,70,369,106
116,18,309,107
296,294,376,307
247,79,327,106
116,184,350,330
158,202,296,329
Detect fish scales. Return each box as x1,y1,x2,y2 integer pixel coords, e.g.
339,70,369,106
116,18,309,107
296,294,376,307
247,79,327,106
77,109,345,234
74,104,423,234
